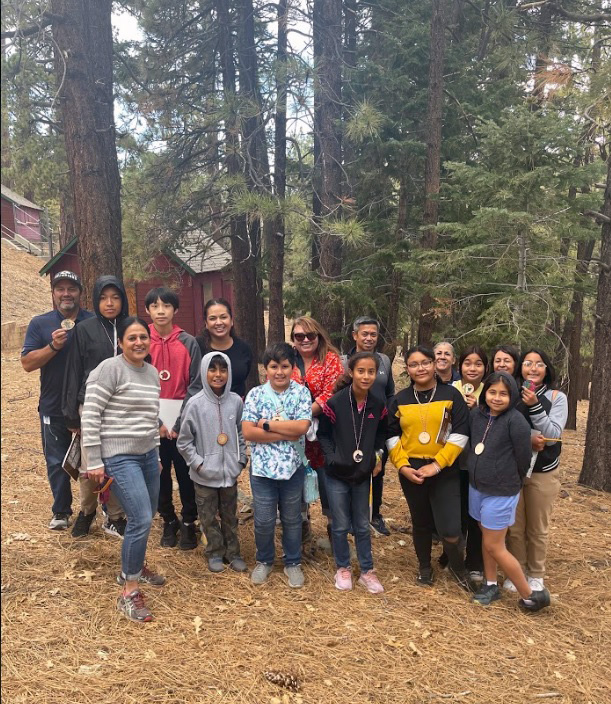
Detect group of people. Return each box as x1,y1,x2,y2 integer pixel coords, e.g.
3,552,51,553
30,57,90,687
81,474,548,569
22,271,567,622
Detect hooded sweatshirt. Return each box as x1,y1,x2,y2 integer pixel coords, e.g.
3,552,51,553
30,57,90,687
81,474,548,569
62,275,129,427
148,323,202,432
466,372,533,496
177,352,247,487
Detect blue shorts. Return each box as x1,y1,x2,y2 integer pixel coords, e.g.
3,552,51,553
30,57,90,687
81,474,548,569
469,487,520,531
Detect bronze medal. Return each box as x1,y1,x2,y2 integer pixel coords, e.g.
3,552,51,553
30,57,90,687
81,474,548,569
463,383,474,396
61,319,75,330
217,433,229,446
474,442,485,455
159,370,171,381
353,449,364,463
418,431,431,444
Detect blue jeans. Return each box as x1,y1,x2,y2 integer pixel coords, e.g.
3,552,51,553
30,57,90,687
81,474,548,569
104,450,160,580
250,464,305,566
326,474,374,572
40,414,73,515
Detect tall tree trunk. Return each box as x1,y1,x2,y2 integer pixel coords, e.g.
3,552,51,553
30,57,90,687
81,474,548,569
51,0,122,307
386,176,409,351
418,0,446,346
310,0,323,273
314,0,343,335
579,158,611,492
266,0,288,344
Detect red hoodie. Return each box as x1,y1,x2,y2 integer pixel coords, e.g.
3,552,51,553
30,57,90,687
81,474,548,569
149,324,201,401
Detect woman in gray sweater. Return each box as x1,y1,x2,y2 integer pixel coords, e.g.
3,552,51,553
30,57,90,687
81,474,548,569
81,316,165,623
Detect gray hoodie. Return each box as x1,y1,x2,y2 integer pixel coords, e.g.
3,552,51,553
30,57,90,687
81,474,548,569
467,372,532,496
177,352,247,487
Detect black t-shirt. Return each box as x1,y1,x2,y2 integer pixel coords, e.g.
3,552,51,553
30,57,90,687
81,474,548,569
196,335,253,398
21,308,94,416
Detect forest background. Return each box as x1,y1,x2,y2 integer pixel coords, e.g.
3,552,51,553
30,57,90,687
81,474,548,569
1,1,610,485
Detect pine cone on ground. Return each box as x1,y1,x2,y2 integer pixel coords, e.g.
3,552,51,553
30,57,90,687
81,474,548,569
263,670,301,692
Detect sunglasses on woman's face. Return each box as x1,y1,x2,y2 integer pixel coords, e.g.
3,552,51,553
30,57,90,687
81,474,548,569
293,332,318,342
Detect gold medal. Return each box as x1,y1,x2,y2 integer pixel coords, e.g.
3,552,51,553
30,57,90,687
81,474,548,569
418,431,431,444
353,449,364,463
159,370,171,381
217,433,229,446
61,319,75,330
463,383,474,396
474,442,485,455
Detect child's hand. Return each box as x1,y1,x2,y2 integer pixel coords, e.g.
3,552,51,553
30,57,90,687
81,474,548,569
521,386,538,407
399,465,424,484
532,434,546,452
160,424,170,439
418,463,440,479
464,393,477,409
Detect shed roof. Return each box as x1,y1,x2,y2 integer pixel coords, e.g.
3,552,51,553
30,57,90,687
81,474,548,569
173,236,232,273
1,184,44,211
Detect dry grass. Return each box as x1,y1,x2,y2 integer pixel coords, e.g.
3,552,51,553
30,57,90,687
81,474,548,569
1,354,610,704
1,245,53,325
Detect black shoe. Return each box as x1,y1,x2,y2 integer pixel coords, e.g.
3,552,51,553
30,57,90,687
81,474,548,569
179,521,198,550
438,551,449,570
71,511,96,538
370,515,390,537
160,519,180,548
103,516,126,539
519,588,551,612
473,583,501,606
417,566,434,587
449,567,476,593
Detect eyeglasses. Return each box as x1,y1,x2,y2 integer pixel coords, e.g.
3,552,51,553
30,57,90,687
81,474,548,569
522,361,546,369
93,475,114,494
407,360,434,370
293,332,318,342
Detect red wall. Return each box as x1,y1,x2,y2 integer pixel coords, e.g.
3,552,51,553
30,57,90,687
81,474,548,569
1,197,16,239
15,206,42,242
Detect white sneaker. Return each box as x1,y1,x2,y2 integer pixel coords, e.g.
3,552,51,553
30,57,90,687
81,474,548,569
502,578,518,592
49,513,71,530
528,576,545,592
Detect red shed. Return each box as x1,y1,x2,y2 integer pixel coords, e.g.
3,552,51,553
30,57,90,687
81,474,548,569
39,236,233,336
1,184,51,256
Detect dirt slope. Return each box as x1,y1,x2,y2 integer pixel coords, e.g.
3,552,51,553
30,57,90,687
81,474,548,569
1,243,52,324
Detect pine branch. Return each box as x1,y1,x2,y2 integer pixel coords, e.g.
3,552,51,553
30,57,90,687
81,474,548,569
1,11,64,39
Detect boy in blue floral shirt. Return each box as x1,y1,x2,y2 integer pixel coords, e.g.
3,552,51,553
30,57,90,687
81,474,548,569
242,343,312,588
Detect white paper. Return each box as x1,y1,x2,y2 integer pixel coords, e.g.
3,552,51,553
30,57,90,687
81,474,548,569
159,399,183,430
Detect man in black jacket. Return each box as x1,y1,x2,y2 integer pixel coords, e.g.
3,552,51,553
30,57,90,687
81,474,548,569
62,275,129,538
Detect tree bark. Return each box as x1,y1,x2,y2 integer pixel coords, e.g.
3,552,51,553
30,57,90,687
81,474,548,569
51,0,122,307
386,176,409,351
579,157,611,492
418,0,446,346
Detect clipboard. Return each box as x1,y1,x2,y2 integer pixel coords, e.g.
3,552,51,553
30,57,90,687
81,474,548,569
159,399,183,430
62,433,81,481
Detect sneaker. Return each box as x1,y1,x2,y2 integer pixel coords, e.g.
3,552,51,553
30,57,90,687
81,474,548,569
103,517,126,539
160,519,180,548
370,515,390,537
469,570,484,584
251,562,273,585
417,567,434,587
437,551,449,570
49,513,71,531
449,567,476,593
502,578,518,593
208,557,225,573
116,566,166,587
71,510,96,538
473,583,501,606
117,589,153,622
179,522,198,550
358,570,384,594
228,557,248,573
519,588,551,613
284,565,305,588
334,567,353,591
528,576,545,592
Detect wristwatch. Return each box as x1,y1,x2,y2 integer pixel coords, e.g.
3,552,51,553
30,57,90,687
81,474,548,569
263,421,271,432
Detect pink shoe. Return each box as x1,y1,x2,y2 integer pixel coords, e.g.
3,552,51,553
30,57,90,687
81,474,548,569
334,567,353,591
358,570,384,594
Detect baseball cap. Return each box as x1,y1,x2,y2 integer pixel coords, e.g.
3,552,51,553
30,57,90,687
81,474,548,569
52,271,83,290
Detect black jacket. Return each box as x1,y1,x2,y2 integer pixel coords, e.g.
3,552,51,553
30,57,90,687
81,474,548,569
318,386,388,485
62,275,129,427
467,372,532,496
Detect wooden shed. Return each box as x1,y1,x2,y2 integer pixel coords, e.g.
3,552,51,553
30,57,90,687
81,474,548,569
39,236,233,336
1,184,51,256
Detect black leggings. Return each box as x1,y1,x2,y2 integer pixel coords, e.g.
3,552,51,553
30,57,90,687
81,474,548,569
399,460,462,569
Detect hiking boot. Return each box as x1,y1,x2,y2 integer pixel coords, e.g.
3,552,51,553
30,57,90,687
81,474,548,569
117,589,153,622
179,522,198,550
49,513,71,531
416,567,434,587
358,570,384,594
502,577,518,592
228,557,248,573
449,567,476,593
208,557,225,573
103,517,126,539
334,567,353,591
160,519,180,547
116,565,166,587
473,583,501,606
251,562,273,585
370,515,391,537
519,588,551,613
71,510,96,538
284,565,305,588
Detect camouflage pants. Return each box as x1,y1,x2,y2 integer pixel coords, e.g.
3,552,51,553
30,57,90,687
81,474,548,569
194,482,240,560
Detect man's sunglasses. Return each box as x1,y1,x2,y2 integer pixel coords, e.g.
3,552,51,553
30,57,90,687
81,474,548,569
293,332,318,342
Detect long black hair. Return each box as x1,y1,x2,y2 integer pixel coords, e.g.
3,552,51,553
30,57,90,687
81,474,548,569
458,345,489,380
520,347,556,388
479,372,513,412
334,351,380,392
403,345,437,385
198,298,235,352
